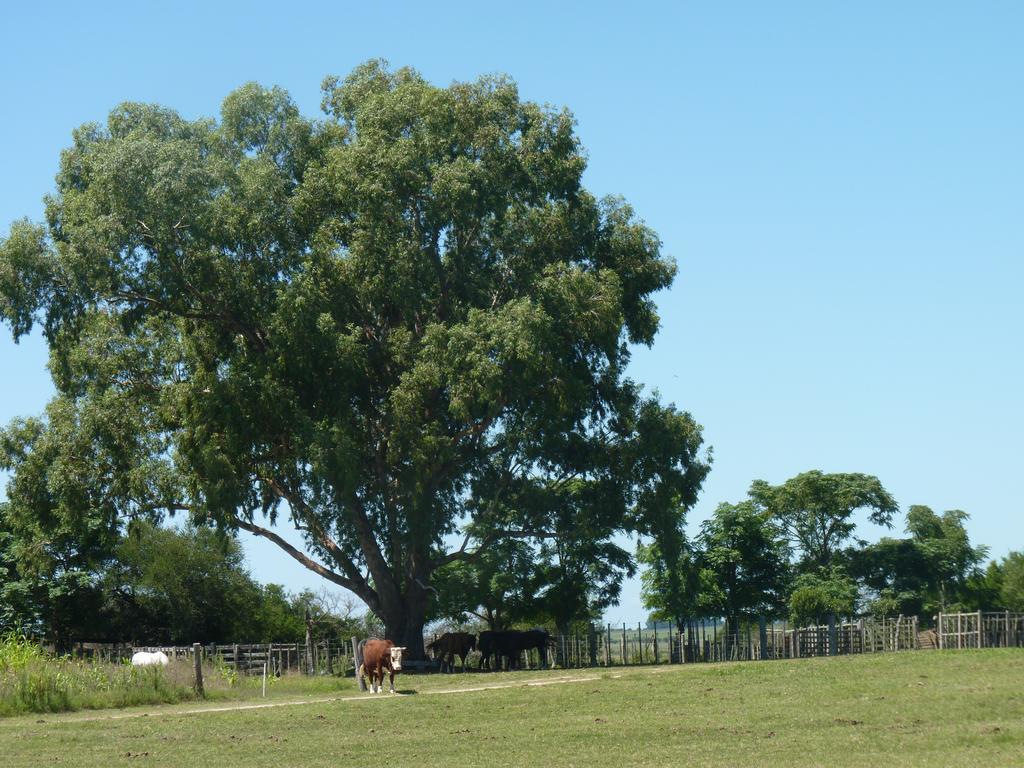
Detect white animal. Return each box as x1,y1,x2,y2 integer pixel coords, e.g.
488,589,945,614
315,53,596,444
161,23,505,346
131,651,170,666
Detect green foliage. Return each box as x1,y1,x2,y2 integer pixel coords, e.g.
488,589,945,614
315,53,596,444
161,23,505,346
904,506,988,612
0,61,707,648
788,568,857,626
0,501,110,650
964,560,1005,611
1000,552,1024,611
1,511,367,646
697,501,790,624
849,506,988,617
103,521,264,644
429,539,537,629
638,537,699,632
750,471,897,570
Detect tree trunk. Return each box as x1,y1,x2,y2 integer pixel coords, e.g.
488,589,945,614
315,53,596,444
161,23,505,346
380,590,430,660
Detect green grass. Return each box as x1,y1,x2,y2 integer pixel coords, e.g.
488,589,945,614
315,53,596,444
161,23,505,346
0,650,1022,767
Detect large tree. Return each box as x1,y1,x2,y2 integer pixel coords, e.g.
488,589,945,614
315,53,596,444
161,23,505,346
0,62,708,655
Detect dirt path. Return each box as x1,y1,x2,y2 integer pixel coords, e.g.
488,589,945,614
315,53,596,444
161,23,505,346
20,670,622,725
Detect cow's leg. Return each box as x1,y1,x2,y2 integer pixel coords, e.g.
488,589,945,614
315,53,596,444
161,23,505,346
389,667,396,694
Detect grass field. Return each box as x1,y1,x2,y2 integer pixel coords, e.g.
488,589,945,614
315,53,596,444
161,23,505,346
0,650,1021,767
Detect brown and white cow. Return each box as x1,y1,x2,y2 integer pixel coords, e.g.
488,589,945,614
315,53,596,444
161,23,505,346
358,639,406,694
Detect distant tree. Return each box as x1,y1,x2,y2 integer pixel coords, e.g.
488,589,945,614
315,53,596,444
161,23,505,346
697,501,790,639
964,560,1005,611
103,522,265,644
252,583,308,642
999,552,1024,612
429,538,537,630
638,536,700,633
0,61,708,656
750,471,897,571
530,535,636,634
848,506,988,617
905,506,987,613
847,536,930,616
788,568,857,626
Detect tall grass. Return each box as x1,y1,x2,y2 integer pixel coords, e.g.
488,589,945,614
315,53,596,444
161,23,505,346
0,635,354,717
0,634,197,716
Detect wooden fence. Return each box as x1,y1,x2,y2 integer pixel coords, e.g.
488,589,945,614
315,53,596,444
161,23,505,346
67,640,352,676
937,611,1024,649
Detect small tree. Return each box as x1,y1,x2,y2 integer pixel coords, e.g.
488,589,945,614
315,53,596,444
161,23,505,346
103,521,265,644
429,538,537,630
788,568,857,627
697,501,789,643
638,537,700,633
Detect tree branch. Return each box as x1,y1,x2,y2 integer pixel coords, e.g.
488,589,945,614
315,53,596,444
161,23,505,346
232,516,377,608
258,476,372,596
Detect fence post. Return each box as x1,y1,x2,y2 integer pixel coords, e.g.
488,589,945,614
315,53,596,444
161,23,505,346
827,615,838,656
193,643,205,698
977,610,983,649
605,623,612,666
758,616,768,660
653,623,659,664
588,623,598,667
352,636,366,692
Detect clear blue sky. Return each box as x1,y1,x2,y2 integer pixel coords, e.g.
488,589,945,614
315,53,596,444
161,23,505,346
2,2,1021,624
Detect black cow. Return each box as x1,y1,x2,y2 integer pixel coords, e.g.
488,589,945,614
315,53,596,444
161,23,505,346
478,629,552,671
427,631,477,672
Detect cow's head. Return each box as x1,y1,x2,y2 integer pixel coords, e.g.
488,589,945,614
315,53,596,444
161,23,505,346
390,646,407,671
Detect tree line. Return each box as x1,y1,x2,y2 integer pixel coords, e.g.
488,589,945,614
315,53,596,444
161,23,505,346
639,470,1024,635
